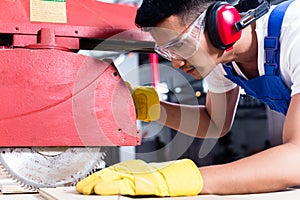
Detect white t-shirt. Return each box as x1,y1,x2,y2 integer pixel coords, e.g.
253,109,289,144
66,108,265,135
205,0,300,97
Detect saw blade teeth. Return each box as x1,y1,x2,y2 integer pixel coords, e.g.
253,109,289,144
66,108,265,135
21,185,38,192
95,155,106,168
24,185,37,191
102,152,106,159
16,179,38,192
88,153,106,175
16,179,25,187
0,147,106,188
1,161,39,190
0,163,38,193
0,163,14,179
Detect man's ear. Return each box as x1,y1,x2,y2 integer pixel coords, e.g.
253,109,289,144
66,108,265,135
205,1,242,50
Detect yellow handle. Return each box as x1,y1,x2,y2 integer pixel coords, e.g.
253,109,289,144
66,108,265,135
126,81,160,122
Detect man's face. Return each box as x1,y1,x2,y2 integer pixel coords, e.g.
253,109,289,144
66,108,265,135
149,14,218,80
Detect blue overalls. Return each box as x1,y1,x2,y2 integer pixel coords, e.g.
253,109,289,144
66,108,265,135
223,0,294,115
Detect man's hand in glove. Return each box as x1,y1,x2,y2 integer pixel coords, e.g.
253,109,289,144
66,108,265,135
76,159,203,197
126,82,160,122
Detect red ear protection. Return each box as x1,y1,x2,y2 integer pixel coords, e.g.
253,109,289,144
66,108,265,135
206,1,242,50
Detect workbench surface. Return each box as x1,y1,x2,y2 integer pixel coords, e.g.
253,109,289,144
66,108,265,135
1,186,300,200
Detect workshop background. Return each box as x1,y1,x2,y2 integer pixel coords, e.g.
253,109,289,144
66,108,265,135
0,0,293,198
0,0,291,197
96,0,287,168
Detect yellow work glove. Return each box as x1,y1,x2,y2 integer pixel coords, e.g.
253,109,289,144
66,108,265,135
76,159,203,197
126,82,160,122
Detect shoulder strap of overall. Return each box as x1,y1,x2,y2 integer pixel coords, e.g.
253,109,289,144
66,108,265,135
264,0,295,75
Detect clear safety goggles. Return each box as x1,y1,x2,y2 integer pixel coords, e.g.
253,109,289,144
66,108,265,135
154,11,206,61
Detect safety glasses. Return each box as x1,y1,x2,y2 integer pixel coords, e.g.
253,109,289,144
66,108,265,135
154,11,206,61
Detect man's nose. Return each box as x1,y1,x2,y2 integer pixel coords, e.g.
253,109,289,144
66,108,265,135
171,59,185,69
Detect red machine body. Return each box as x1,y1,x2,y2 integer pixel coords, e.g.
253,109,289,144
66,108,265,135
0,0,153,147
0,0,151,50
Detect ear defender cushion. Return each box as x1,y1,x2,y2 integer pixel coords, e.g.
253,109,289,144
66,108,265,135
206,1,242,50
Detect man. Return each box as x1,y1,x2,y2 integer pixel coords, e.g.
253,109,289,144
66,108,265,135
76,0,300,196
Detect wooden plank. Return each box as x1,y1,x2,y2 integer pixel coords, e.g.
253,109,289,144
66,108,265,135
0,193,41,200
39,186,300,200
39,187,133,200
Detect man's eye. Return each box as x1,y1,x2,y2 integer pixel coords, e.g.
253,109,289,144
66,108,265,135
172,42,184,49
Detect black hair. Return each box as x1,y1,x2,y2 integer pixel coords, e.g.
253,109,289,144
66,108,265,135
135,0,217,29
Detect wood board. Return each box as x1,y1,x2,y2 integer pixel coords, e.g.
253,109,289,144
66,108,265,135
39,187,300,200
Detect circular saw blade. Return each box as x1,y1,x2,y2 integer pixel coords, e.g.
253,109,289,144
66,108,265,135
0,147,105,188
